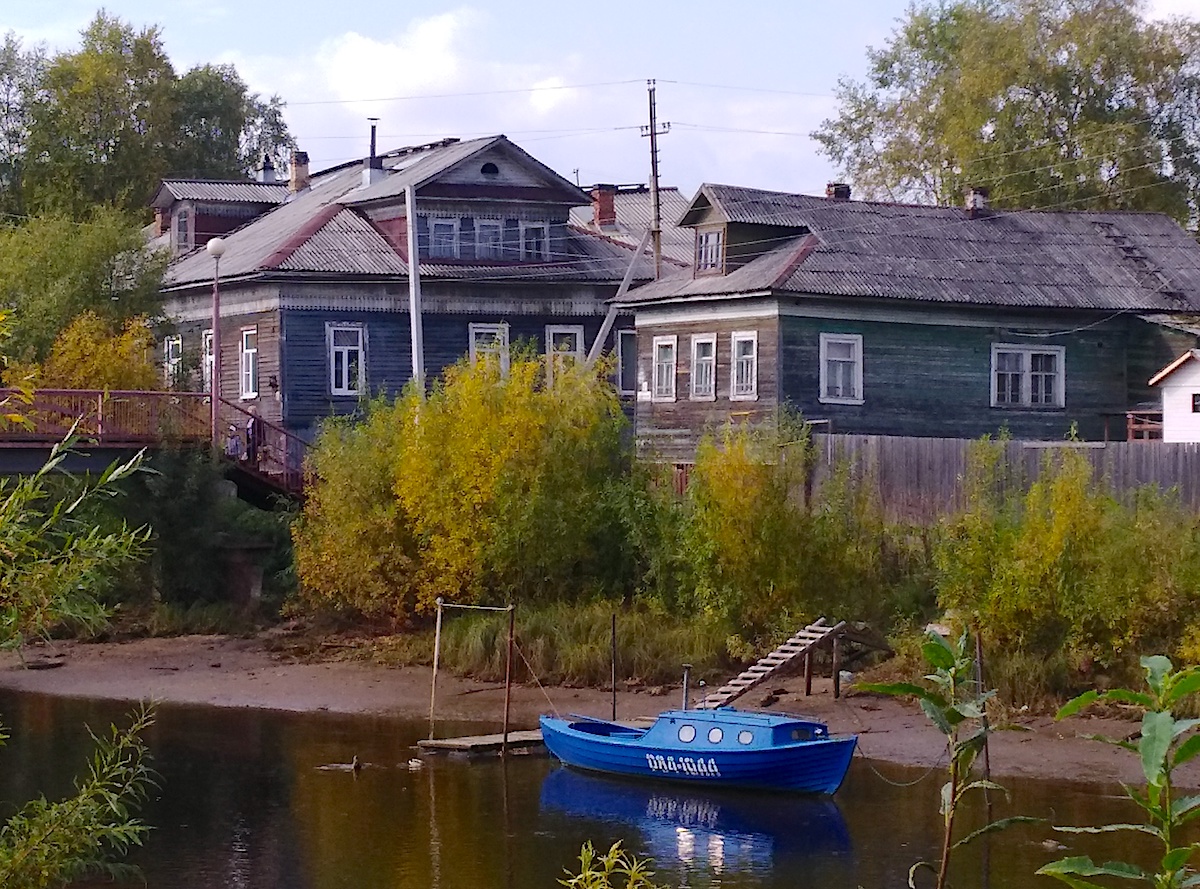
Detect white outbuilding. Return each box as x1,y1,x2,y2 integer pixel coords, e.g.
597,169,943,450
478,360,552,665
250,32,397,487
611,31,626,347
1150,350,1200,442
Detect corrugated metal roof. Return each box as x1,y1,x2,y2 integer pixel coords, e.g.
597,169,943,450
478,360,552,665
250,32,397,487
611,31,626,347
161,136,647,289
277,209,407,275
157,180,289,204
569,187,693,264
620,184,1200,312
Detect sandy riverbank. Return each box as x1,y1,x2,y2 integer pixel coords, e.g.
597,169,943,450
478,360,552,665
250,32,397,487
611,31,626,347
0,633,1188,788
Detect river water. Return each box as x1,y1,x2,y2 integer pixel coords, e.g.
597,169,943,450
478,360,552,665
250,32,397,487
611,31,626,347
0,690,1167,888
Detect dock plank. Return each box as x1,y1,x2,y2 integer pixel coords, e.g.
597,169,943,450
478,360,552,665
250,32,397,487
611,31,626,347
418,730,544,754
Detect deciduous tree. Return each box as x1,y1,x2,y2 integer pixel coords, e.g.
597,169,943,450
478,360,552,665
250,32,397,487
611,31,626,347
813,0,1200,222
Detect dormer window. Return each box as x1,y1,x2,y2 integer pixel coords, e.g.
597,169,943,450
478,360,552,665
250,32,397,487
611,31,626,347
430,217,459,259
174,208,191,252
696,227,724,274
521,222,549,261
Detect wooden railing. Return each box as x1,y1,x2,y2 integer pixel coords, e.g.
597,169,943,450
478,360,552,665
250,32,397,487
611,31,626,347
0,389,209,444
0,389,308,497
1126,409,1164,440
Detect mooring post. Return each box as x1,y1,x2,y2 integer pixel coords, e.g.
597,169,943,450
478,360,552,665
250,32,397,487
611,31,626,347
610,613,618,721
682,663,692,710
429,597,443,741
502,604,515,756
832,634,842,699
804,650,813,696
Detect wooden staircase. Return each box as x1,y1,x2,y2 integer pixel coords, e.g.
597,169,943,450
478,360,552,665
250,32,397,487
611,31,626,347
696,618,847,710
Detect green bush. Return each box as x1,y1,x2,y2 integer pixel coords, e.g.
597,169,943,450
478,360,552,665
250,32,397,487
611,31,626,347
936,442,1200,689
294,355,635,623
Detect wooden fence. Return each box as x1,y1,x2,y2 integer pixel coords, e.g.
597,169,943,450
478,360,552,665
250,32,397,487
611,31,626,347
673,434,1200,522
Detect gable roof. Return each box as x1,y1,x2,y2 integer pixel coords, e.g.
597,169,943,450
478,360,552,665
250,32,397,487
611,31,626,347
1150,350,1200,386
621,184,1200,312
161,136,644,289
151,179,288,208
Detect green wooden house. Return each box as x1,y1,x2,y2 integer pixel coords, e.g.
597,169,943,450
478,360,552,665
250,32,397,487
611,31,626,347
616,183,1200,460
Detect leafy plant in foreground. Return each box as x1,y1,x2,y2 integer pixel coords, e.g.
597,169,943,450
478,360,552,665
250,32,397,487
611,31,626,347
1038,655,1200,889
860,631,1038,889
561,841,665,889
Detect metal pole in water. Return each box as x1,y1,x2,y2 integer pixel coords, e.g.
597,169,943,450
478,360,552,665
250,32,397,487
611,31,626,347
502,604,515,756
429,597,443,740
610,613,618,721
682,663,692,710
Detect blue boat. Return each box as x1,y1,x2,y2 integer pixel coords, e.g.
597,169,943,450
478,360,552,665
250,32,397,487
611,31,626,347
538,708,857,794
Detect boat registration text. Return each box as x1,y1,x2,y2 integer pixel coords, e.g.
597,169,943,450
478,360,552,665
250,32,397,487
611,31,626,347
644,754,721,777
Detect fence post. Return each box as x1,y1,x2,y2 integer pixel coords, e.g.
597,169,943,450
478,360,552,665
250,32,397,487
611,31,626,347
832,634,842,699
428,597,444,741
502,604,515,756
804,651,813,696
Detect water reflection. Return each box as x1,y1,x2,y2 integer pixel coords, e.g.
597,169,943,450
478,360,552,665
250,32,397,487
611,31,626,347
0,689,1184,889
540,766,852,883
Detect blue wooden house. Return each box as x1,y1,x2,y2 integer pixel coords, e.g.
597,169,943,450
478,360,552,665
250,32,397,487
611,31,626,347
617,183,1200,459
158,136,650,438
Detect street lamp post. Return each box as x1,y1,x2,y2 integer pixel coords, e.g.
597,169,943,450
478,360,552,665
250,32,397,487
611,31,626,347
206,237,226,454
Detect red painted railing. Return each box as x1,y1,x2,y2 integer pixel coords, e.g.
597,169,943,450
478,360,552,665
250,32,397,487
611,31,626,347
1127,409,1163,441
0,389,210,444
0,389,308,497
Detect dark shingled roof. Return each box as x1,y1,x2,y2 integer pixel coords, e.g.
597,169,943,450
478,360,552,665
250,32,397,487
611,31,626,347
620,184,1200,312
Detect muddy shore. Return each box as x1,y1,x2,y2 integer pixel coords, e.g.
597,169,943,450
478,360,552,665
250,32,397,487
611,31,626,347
0,634,1189,789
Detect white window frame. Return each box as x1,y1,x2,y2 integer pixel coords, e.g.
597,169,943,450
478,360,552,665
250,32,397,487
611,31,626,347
163,334,182,385
174,207,191,252
240,326,259,400
327,322,366,396
201,328,213,393
520,221,549,261
469,322,510,375
819,332,864,405
690,333,717,401
475,219,504,260
696,227,724,273
652,335,677,402
730,330,759,401
546,324,584,359
429,217,459,259
990,343,1066,408
617,329,637,396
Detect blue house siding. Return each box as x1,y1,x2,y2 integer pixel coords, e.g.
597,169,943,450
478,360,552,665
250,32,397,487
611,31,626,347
281,308,631,436
281,309,412,435
778,310,1136,440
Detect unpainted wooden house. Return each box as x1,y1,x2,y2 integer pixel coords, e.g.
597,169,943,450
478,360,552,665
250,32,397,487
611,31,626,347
157,136,649,438
617,183,1200,460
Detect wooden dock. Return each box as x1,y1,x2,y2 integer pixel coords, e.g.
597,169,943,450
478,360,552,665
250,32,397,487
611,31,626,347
417,729,544,754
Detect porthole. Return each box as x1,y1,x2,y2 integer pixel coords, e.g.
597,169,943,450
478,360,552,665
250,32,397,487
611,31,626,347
678,724,697,743
738,730,753,745
708,727,723,744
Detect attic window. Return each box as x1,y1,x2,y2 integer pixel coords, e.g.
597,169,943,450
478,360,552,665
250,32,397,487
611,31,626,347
481,162,499,176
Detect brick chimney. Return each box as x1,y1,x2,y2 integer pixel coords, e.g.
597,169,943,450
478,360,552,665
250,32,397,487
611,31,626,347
826,182,852,200
965,185,990,217
591,184,617,229
289,151,310,194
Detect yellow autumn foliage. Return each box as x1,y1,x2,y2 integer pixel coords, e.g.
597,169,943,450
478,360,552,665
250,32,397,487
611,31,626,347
7,311,158,390
293,353,631,622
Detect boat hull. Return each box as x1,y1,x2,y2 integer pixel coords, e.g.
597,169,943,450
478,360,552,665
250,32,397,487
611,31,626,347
539,714,856,795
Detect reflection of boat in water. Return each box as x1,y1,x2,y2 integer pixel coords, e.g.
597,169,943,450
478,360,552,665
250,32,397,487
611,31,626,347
540,709,857,793
540,766,852,875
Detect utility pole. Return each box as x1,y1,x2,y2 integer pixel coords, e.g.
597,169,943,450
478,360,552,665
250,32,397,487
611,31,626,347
641,79,670,280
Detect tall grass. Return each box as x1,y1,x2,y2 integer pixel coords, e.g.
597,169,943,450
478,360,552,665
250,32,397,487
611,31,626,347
372,601,733,687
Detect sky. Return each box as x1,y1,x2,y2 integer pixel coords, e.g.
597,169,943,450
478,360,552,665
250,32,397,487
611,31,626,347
7,0,1200,198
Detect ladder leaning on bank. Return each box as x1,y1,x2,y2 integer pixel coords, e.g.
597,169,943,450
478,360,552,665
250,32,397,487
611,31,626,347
695,618,847,710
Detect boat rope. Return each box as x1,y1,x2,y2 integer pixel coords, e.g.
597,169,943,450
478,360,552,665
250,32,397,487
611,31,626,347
853,743,948,787
513,639,560,717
